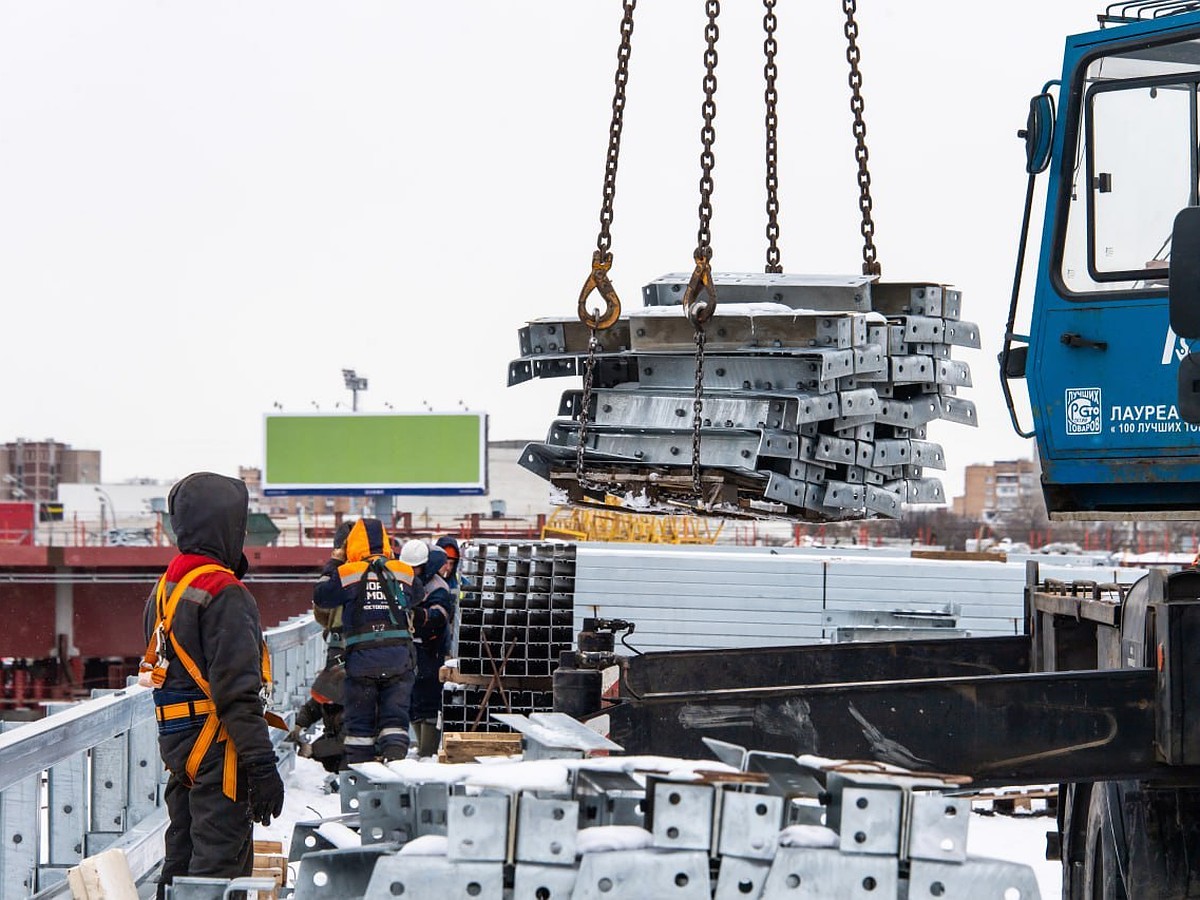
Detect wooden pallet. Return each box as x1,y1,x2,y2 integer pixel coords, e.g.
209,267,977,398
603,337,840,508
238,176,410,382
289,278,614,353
438,731,523,764
252,840,287,897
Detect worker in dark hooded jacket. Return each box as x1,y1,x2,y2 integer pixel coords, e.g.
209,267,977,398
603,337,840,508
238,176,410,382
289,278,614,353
313,518,416,763
142,472,284,898
409,546,456,758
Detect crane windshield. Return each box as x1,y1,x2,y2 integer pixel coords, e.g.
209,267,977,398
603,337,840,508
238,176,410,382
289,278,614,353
1059,33,1200,295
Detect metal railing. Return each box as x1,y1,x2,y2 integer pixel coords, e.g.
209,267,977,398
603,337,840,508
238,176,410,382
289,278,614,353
0,613,324,898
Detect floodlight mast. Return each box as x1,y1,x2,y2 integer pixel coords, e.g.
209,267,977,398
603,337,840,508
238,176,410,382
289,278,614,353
341,368,368,412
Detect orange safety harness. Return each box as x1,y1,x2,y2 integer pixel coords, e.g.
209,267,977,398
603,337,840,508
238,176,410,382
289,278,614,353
140,563,284,800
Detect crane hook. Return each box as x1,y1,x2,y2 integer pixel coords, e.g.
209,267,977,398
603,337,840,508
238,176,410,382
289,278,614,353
577,250,622,331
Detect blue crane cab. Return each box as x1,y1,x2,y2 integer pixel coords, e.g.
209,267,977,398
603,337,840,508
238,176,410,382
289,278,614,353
1009,6,1200,515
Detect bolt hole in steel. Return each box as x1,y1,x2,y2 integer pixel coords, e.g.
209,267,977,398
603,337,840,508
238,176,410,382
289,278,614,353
669,792,682,805
854,831,867,844
944,805,957,817
371,798,381,808
756,803,768,816
390,882,405,896
785,874,801,888
667,827,680,839
313,871,328,887
349,798,359,809
675,872,690,887
738,880,755,894
598,877,614,892
553,807,565,820
1003,891,1022,900
536,889,551,900
862,876,877,891
467,883,482,896
856,797,869,809
463,804,475,816
371,827,384,840
940,838,955,852
551,841,563,855
305,835,317,848
930,883,945,897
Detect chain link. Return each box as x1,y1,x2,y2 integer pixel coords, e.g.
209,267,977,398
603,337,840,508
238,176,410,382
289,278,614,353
690,1,720,503
596,0,637,260
763,0,782,274
575,327,600,490
691,325,707,497
843,0,881,278
696,1,720,259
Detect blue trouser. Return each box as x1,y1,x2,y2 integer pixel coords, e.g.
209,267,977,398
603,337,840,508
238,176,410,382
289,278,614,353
343,673,414,764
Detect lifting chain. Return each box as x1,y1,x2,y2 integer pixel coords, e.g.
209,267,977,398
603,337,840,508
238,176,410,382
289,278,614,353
575,326,601,491
577,0,637,332
576,0,637,494
682,0,721,501
843,0,881,278
763,0,782,274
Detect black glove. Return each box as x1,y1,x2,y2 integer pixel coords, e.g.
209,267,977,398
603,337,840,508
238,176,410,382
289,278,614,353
245,756,285,826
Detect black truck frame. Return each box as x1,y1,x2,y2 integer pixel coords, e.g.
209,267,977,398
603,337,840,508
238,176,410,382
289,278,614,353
597,563,1200,897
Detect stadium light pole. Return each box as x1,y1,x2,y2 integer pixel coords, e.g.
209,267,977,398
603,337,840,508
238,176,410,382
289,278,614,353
342,369,368,411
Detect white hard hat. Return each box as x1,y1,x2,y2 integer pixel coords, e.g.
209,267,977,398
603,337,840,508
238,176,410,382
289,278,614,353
399,539,429,567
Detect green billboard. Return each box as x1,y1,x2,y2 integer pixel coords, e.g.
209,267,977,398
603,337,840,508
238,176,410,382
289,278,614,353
263,412,487,495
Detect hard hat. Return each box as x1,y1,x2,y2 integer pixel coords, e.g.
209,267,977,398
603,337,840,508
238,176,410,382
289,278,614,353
399,539,429,567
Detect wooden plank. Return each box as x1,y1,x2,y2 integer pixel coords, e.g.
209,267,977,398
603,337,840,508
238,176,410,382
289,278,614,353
440,732,523,764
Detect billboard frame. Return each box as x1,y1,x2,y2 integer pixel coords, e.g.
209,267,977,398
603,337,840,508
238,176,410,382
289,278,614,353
261,411,488,497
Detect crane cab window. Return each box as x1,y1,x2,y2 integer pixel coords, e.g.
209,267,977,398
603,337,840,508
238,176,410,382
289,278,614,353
1060,35,1200,295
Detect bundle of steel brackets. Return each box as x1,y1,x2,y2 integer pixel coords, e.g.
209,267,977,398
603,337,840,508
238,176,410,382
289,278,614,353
509,273,979,520
255,722,1039,900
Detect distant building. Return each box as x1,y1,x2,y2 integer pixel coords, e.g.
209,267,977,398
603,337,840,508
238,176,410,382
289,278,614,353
0,439,101,503
953,458,1040,521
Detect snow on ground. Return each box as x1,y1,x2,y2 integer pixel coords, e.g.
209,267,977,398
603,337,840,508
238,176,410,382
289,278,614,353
264,756,1063,898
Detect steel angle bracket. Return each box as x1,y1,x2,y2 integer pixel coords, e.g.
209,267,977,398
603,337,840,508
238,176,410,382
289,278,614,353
908,440,946,470
519,318,632,356
877,397,942,428
512,863,579,899
938,396,978,427
630,308,860,352
908,857,1040,898
837,387,880,418
765,472,808,508
864,486,903,518
641,271,873,312
943,319,981,348
897,316,946,344
812,435,857,466
547,422,766,470
890,355,937,384
854,343,887,375
823,481,865,509
293,845,397,900
573,848,711,899
906,478,946,504
870,439,911,468
587,388,798,431
363,856,504,900
637,352,853,391
869,282,947,318
761,847,899,898
943,290,963,320
935,359,973,388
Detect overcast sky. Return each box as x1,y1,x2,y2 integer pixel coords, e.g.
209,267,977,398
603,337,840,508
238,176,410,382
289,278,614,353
0,1,1105,500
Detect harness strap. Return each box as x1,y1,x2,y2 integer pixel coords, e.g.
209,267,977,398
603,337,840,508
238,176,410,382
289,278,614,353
148,563,282,801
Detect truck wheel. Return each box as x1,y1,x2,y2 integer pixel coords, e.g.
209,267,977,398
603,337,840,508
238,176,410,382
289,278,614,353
1082,787,1126,900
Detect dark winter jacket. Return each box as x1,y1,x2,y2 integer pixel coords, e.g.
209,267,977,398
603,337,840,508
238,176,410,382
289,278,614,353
313,518,415,679
142,472,274,771
409,549,456,721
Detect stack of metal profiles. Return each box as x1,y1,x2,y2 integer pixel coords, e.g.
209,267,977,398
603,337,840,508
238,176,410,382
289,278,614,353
508,273,979,520
443,543,577,733
281,730,1040,899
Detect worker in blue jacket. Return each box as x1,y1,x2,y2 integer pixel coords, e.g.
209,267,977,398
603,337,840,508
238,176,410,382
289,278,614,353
409,545,456,758
313,518,415,764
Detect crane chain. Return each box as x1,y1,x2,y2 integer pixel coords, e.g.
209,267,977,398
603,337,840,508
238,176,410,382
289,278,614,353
596,0,637,265
763,0,782,275
684,0,721,502
576,0,637,495
843,0,881,278
575,327,601,492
